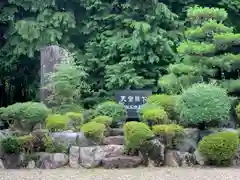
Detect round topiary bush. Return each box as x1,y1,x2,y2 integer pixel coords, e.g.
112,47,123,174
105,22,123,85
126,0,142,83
123,122,154,150
152,124,185,149
65,112,84,129
138,103,161,120
141,108,169,125
45,114,69,132
147,94,177,120
81,122,106,142
176,83,231,127
198,131,239,166
91,115,113,127
1,102,50,132
95,101,127,127
1,136,21,154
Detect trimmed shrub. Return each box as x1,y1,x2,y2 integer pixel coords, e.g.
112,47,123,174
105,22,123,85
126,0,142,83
1,102,50,132
95,101,127,127
65,112,84,129
91,115,113,127
198,131,239,166
18,135,35,152
138,103,162,120
176,83,231,127
43,136,67,153
141,108,169,125
235,103,240,122
123,122,154,150
81,122,106,141
83,109,96,124
1,136,21,154
45,114,69,132
152,124,185,149
147,94,177,120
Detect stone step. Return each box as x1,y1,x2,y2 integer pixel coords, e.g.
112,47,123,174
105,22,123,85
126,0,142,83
102,155,142,169
103,136,124,145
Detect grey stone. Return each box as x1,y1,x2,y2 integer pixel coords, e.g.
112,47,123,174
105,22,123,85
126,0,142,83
140,138,165,167
50,131,94,148
69,146,80,168
232,145,240,167
165,150,196,167
199,129,218,141
37,153,68,169
102,156,142,169
109,128,124,136
194,150,206,166
26,161,35,169
79,145,125,168
103,136,124,145
0,159,4,169
2,154,21,169
177,128,199,153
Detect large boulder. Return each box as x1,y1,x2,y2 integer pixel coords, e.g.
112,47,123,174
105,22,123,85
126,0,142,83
103,136,124,145
50,131,94,148
102,156,142,169
164,150,196,167
109,128,124,136
69,146,80,168
140,138,165,167
176,128,199,153
2,154,21,169
194,150,206,166
37,152,68,169
79,145,125,168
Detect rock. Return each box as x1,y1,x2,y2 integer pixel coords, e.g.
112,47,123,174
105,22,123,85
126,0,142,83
0,130,11,158
31,129,49,137
79,145,125,168
194,150,206,166
177,128,199,153
199,129,218,142
109,128,124,136
33,123,43,130
50,131,94,148
165,150,196,167
26,161,35,169
103,136,124,145
102,156,142,169
218,128,238,134
37,153,68,169
0,159,4,169
140,138,165,167
69,146,80,168
2,154,21,169
232,145,240,167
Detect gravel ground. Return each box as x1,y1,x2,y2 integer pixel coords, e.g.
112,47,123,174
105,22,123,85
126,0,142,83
0,167,239,180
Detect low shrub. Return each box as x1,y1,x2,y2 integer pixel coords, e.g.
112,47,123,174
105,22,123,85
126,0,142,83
18,135,35,153
1,102,50,132
65,112,83,129
138,103,161,120
83,109,96,124
95,101,127,127
43,136,67,153
152,124,185,149
91,115,113,127
147,94,177,120
81,122,106,142
141,108,169,125
123,122,154,150
1,136,21,154
176,83,231,128
198,131,239,166
45,114,69,132
235,104,240,123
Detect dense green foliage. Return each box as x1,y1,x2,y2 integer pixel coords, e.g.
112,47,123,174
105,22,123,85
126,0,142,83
152,124,185,149
198,131,239,165
0,102,50,132
176,83,231,127
81,122,106,141
123,122,154,150
141,108,169,125
91,115,113,127
45,114,69,132
95,101,127,127
1,136,21,154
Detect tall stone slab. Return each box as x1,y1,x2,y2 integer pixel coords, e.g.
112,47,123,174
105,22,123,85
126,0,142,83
40,45,69,105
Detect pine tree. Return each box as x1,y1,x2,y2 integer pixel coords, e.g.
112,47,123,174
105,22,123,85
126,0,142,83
159,6,240,96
